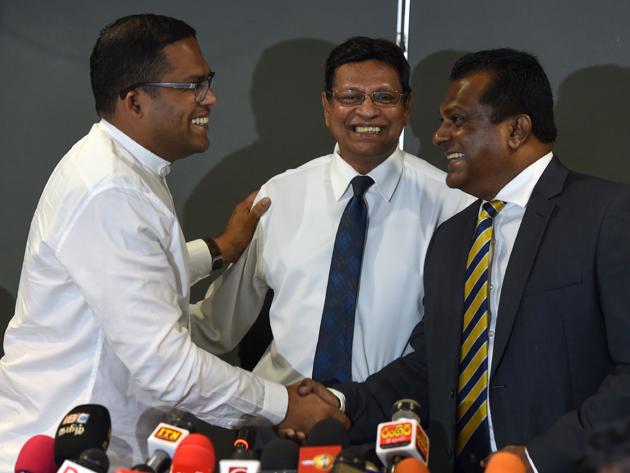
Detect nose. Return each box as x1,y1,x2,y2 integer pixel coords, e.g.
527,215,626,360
200,88,218,106
355,94,380,118
432,119,450,147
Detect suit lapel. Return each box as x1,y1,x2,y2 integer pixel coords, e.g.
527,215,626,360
490,157,568,379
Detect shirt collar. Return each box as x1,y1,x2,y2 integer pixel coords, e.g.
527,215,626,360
330,143,403,202
494,151,554,208
98,119,172,177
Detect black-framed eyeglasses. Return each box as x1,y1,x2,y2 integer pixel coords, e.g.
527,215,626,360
118,72,215,103
327,88,409,107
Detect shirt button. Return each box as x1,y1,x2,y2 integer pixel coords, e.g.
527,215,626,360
489,284,494,291
489,330,495,338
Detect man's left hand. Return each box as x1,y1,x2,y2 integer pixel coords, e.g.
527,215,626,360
214,191,271,263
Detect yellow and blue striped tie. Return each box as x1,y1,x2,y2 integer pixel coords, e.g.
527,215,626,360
456,200,505,462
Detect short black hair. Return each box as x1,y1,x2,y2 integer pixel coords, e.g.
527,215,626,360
90,14,196,115
324,36,410,96
450,48,557,143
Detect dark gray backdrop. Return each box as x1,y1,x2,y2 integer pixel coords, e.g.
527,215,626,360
1,0,630,449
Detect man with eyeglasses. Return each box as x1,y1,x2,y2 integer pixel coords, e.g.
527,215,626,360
0,14,346,470
191,37,472,414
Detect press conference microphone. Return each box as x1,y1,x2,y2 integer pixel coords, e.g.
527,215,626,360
393,457,430,473
330,447,365,473
219,428,260,473
484,452,526,473
298,419,349,473
130,416,192,472
260,438,299,473
14,434,57,473
56,447,109,473
375,399,429,467
170,433,216,473
53,404,111,467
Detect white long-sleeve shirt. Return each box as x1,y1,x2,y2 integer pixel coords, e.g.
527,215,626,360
0,121,287,471
191,147,473,384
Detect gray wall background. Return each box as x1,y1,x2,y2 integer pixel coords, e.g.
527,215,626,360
1,0,630,444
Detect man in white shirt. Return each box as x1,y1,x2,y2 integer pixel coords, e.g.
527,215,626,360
291,49,630,473
0,14,345,470
190,37,471,388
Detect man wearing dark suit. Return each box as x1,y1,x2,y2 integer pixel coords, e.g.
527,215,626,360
288,49,630,473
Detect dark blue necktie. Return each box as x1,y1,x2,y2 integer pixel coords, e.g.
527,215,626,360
312,175,374,384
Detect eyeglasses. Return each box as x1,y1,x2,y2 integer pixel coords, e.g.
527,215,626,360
118,72,215,103
327,88,409,107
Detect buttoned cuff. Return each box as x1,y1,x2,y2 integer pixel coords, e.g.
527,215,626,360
259,379,289,425
186,239,213,284
327,388,346,412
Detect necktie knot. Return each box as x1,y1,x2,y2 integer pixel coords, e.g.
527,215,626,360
481,200,505,219
351,175,374,197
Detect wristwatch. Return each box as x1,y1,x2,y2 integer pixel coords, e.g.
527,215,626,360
203,237,224,271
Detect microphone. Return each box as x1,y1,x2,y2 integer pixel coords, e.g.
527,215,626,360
330,447,365,473
260,438,299,473
219,428,260,473
392,457,429,473
130,417,192,472
170,433,216,473
57,448,109,473
14,434,57,473
375,399,429,467
484,452,526,473
54,404,111,466
298,419,349,473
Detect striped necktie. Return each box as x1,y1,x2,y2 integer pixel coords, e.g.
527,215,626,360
456,200,505,467
312,175,374,384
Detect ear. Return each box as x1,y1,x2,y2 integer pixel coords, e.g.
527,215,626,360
507,114,532,150
119,89,145,119
321,91,331,128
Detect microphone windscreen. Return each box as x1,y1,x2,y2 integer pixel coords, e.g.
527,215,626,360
14,434,57,473
260,439,300,470
303,419,349,447
77,448,110,473
484,452,526,473
54,404,111,465
334,447,365,468
394,457,430,473
171,433,216,473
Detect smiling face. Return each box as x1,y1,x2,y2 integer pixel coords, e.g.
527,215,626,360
322,59,410,174
142,37,216,162
433,71,516,200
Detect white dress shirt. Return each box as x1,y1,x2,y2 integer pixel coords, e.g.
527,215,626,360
0,121,287,471
486,151,553,470
191,146,473,384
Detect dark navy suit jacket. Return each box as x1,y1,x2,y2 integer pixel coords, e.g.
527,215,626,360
337,157,630,472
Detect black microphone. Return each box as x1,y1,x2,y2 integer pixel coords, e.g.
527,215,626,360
260,438,299,473
330,447,365,473
298,419,349,473
53,404,111,466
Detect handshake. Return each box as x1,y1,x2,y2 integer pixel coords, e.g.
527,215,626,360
278,379,350,439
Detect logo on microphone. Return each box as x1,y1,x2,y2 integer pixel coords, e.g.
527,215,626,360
154,426,184,442
379,421,413,448
61,413,91,425
227,467,248,473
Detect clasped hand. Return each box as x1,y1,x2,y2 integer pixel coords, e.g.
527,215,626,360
277,379,350,440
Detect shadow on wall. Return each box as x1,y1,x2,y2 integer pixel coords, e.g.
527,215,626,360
408,50,467,170
555,65,630,185
0,287,16,357
183,38,336,241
